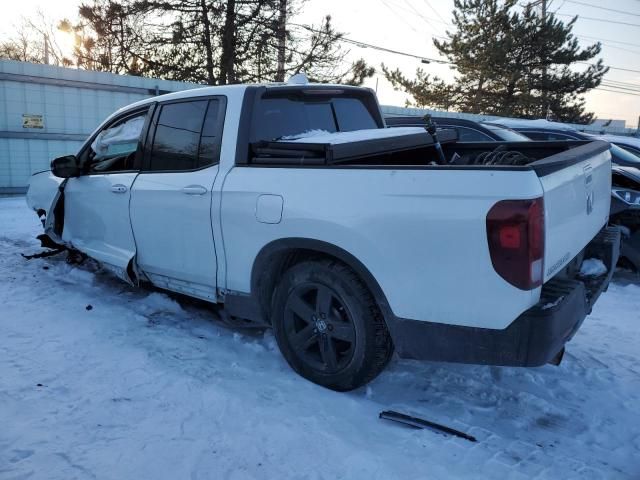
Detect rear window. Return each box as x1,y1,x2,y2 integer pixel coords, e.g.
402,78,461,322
251,95,379,141
451,126,493,142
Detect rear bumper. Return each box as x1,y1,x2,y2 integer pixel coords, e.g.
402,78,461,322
388,226,621,366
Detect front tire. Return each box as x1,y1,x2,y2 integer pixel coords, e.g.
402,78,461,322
271,259,393,391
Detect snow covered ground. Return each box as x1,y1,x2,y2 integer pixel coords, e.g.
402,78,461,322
1,195,639,480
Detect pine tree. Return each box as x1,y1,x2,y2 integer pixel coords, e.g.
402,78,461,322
383,0,607,123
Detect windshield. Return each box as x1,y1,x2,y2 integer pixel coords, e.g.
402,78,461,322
610,143,640,166
481,123,531,141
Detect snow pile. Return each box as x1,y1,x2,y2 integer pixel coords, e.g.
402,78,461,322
278,126,426,144
279,129,331,140
1,196,639,479
139,291,184,315
541,296,564,310
579,258,608,277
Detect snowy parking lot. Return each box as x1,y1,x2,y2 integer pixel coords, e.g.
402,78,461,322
1,195,639,479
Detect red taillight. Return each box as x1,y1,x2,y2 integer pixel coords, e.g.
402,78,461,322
486,198,545,290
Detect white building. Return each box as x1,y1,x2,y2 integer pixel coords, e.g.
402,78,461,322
0,60,197,192
2,59,635,192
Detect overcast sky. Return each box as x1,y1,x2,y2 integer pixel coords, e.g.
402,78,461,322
2,0,639,126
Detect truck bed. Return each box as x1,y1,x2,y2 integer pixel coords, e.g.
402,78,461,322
250,126,610,176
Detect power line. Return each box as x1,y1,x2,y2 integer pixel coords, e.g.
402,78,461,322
553,0,568,13
602,79,640,89
401,0,441,32
290,23,450,64
340,37,450,64
598,44,640,55
422,0,450,25
576,36,640,55
377,0,422,34
576,34,640,49
563,0,640,17
296,24,640,75
557,13,640,28
595,87,640,97
293,23,640,93
601,82,640,93
579,61,640,74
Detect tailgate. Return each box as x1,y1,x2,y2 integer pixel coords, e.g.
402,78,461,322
531,141,612,281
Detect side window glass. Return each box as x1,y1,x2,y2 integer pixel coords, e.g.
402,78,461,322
523,131,576,141
455,126,492,142
87,112,147,172
198,100,223,168
549,133,576,141
150,100,207,171
521,131,548,141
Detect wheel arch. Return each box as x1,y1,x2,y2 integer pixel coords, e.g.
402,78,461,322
245,237,393,326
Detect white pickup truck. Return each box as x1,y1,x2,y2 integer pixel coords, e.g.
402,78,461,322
26,79,619,391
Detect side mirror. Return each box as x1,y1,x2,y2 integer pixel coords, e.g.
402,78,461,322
51,155,81,178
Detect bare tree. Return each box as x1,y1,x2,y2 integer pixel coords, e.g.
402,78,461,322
1,0,375,87
0,11,73,66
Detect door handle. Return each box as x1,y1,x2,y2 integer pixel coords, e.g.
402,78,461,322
111,184,128,194
181,185,207,195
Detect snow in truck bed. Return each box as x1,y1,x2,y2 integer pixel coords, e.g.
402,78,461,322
1,196,639,479
280,126,427,143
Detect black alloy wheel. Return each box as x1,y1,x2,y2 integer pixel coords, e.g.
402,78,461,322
283,282,356,374
272,259,394,391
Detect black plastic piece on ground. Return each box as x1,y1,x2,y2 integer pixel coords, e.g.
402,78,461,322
379,410,477,442
21,248,64,260
36,233,63,250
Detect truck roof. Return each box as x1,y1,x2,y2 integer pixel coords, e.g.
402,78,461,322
117,82,373,115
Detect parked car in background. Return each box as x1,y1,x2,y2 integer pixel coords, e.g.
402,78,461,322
483,118,640,271
484,118,640,168
594,134,640,158
386,115,531,142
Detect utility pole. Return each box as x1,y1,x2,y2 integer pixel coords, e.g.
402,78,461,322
542,0,550,119
275,0,287,82
529,0,550,118
43,33,49,65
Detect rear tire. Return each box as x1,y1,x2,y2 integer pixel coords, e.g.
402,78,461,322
271,259,393,391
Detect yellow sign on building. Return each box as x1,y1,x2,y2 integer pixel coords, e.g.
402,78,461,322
22,114,44,129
